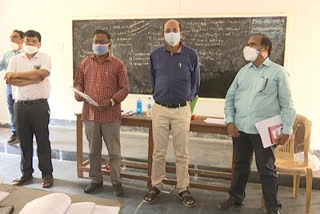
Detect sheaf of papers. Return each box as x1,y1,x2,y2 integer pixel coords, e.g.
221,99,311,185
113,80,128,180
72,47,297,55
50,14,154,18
0,191,10,202
19,193,120,214
204,118,226,125
121,110,136,116
72,88,99,107
255,115,282,148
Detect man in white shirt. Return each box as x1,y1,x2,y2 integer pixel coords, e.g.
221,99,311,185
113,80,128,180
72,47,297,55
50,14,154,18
0,30,24,144
5,30,53,188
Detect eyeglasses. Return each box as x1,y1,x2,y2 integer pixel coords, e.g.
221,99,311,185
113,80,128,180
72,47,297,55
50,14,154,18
92,40,110,45
10,36,20,39
164,29,180,33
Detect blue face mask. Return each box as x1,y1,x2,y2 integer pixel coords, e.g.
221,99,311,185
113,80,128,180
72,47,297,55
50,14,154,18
92,44,109,55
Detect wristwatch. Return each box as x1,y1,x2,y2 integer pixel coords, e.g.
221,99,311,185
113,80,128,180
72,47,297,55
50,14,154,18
110,99,115,106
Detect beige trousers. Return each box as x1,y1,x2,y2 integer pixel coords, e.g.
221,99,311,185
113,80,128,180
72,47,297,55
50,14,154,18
84,120,121,184
151,103,191,192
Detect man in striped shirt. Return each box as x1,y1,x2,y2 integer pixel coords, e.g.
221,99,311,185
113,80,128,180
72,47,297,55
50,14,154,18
74,29,130,196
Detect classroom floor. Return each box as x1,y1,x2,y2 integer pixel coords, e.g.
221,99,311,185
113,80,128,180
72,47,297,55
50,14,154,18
1,126,320,214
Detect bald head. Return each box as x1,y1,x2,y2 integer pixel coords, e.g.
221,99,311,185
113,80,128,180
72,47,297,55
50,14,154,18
164,19,182,33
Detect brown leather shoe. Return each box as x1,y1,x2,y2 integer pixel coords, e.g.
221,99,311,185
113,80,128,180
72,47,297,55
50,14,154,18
12,175,33,186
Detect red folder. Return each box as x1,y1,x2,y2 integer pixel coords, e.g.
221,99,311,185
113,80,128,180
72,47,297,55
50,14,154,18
268,123,283,144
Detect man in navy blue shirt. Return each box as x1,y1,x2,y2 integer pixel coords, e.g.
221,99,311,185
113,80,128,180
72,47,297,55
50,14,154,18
143,19,200,207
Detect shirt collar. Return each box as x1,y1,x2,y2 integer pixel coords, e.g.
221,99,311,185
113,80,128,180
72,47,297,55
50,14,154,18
164,43,184,55
249,57,271,68
91,53,112,62
23,52,40,60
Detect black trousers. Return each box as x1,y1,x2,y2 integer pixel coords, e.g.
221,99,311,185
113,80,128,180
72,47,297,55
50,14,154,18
229,131,281,213
14,101,53,178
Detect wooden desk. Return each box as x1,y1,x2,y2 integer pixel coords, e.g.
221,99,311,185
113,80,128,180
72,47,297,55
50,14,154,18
76,114,233,192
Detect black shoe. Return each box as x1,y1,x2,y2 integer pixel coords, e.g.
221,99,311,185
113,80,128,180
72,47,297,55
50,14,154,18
8,133,19,145
268,211,281,214
217,198,244,210
112,183,124,197
84,182,103,193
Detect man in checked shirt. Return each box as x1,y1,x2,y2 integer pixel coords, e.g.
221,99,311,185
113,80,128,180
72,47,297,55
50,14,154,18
74,29,130,196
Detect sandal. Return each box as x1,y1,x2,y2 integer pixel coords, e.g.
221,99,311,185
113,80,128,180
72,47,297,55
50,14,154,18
12,175,33,186
178,190,196,207
42,175,53,188
143,186,161,203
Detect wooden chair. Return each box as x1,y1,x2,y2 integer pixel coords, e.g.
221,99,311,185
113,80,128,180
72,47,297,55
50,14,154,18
261,114,313,214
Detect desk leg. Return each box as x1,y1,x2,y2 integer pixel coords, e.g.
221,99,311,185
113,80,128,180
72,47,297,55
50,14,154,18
147,127,153,188
76,115,84,178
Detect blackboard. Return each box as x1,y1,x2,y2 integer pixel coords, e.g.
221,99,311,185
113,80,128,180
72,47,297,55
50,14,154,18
72,17,286,98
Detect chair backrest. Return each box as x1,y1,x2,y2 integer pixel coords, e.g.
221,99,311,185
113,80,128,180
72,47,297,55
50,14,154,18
275,114,312,164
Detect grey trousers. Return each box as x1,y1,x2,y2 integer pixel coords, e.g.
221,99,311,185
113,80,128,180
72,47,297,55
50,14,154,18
84,120,121,184
14,101,53,178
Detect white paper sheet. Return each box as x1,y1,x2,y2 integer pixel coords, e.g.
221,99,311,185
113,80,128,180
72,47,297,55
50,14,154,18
121,110,136,116
0,191,10,202
19,193,71,214
65,202,95,214
72,88,99,107
255,115,283,148
93,205,120,214
204,118,226,125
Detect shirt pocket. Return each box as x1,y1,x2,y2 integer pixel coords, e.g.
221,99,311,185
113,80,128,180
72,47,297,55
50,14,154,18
176,62,191,82
259,77,277,95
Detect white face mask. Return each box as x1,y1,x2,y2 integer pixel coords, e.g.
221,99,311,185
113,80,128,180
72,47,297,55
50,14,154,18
9,42,19,51
243,46,259,61
164,32,181,47
24,45,38,55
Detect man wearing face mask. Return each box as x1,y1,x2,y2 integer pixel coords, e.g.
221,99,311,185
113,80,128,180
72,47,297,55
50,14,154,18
5,30,54,188
219,34,295,214
74,29,130,196
143,19,200,207
0,30,24,144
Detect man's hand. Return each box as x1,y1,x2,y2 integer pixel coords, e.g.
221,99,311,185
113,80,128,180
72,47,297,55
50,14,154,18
226,122,240,138
275,134,290,145
4,72,17,83
74,93,84,102
97,99,112,111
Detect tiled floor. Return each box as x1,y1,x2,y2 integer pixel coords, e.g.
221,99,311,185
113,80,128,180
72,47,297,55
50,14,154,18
1,126,320,214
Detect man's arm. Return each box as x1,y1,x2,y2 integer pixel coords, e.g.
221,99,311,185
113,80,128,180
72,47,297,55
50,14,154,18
6,78,42,86
73,61,85,102
111,63,130,104
6,69,49,82
0,53,6,71
278,69,296,135
191,52,200,98
150,54,155,92
224,74,241,137
224,74,239,125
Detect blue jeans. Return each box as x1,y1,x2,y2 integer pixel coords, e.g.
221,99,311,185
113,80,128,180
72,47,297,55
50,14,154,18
6,85,16,134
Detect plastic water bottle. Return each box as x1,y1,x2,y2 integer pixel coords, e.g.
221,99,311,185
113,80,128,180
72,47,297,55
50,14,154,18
146,97,152,117
136,98,143,117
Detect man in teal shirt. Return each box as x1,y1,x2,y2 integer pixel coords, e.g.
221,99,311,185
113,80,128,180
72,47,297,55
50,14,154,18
219,34,295,214
0,30,24,144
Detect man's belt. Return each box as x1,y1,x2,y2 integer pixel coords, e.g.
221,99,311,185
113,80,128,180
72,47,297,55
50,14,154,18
16,99,47,104
155,101,187,108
